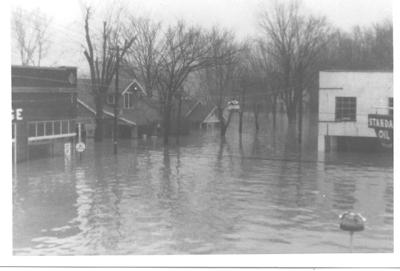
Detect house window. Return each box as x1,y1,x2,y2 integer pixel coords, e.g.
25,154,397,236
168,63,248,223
37,122,45,136
29,122,36,137
107,94,115,105
45,122,53,135
62,120,69,134
389,97,393,116
54,121,61,135
27,120,74,139
124,92,134,108
335,97,356,121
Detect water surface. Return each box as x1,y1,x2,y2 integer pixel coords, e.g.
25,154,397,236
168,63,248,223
13,113,393,255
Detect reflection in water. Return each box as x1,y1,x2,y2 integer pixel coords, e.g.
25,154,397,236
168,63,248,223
13,113,393,254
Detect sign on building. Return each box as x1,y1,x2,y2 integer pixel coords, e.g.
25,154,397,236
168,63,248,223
12,108,23,122
368,114,393,148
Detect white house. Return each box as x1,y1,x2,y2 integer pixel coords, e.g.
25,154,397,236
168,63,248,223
318,70,393,152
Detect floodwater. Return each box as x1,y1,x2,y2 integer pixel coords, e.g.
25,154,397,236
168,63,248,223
13,113,393,255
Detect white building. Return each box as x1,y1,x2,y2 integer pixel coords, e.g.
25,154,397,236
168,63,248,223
318,70,393,152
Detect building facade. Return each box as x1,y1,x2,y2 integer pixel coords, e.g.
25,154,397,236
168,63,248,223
12,66,78,162
318,71,393,152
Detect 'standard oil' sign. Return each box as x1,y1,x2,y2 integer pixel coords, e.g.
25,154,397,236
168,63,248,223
368,114,393,129
368,114,393,148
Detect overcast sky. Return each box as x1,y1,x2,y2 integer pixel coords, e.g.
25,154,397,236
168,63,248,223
9,0,393,71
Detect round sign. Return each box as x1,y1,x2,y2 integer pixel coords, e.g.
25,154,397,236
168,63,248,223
76,142,86,152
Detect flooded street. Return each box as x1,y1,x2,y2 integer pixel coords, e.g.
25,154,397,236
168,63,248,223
13,114,393,255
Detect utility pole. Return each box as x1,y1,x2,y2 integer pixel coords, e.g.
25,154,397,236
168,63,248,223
113,45,120,155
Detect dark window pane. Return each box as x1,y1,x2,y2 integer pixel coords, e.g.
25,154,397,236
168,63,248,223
37,122,45,136
62,120,68,134
129,94,133,108
29,123,36,137
335,97,356,121
12,124,15,139
69,120,75,133
124,94,128,108
54,121,61,135
45,122,53,135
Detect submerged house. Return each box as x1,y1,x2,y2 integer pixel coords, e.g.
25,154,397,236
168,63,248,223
12,65,78,162
318,70,393,152
76,71,227,139
184,102,226,129
77,77,161,139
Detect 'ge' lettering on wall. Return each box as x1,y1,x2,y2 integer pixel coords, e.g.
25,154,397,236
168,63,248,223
12,108,23,121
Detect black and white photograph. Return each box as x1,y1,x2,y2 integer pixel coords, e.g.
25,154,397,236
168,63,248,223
3,0,398,267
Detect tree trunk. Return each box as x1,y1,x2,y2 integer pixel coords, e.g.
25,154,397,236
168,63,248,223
221,110,233,137
176,94,182,144
298,90,303,145
219,106,234,138
163,92,172,145
254,104,260,132
272,95,277,128
239,110,243,135
239,89,245,136
94,94,104,142
218,107,226,137
286,103,296,124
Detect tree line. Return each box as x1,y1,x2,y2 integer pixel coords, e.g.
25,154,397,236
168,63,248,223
12,1,393,144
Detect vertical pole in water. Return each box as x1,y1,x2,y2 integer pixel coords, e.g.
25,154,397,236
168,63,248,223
78,123,82,161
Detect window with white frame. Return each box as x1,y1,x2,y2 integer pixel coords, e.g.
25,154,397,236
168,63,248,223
335,97,356,121
124,92,134,108
28,119,75,139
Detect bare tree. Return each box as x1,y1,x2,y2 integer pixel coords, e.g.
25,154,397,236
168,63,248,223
203,27,240,138
82,6,135,142
235,44,252,136
156,21,216,144
124,16,163,97
12,7,52,66
322,20,393,70
259,0,330,129
256,41,282,128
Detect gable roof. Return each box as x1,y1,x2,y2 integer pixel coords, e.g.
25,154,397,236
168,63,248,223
77,98,136,126
120,80,147,96
186,103,219,123
77,78,161,126
181,99,200,117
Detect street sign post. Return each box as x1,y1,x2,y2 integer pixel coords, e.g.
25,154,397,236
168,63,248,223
75,123,86,160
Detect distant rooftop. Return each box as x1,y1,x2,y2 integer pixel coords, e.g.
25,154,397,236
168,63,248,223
12,65,77,89
12,65,77,70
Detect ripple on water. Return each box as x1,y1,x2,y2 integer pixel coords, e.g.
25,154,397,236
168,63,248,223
13,116,393,254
